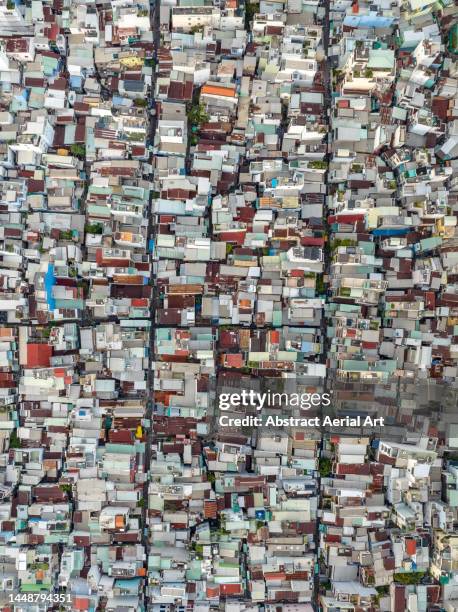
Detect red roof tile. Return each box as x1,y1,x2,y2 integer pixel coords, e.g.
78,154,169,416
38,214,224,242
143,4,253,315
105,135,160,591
27,344,52,368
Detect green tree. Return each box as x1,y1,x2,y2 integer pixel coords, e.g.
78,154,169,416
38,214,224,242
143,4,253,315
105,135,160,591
187,103,209,129
319,457,332,477
309,160,328,169
85,222,103,235
9,431,21,449
393,572,425,585
316,274,326,295
70,144,86,158
59,230,73,241
330,239,357,253
245,1,259,28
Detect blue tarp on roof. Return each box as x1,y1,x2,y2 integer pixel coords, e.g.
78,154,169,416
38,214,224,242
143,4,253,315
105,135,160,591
70,76,82,89
112,95,131,106
114,578,141,590
343,15,394,28
45,264,56,311
372,228,410,236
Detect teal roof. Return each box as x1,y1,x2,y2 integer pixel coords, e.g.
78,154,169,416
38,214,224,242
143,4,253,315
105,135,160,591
419,236,442,251
105,443,138,455
115,578,141,590
342,359,396,372
254,123,277,135
41,56,59,76
87,204,111,218
54,299,84,310
367,49,395,70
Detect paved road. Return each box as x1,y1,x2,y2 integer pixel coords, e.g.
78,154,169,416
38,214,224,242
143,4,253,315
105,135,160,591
314,0,331,607
143,0,161,606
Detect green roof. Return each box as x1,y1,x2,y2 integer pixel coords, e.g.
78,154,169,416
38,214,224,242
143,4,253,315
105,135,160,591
342,359,396,372
106,443,139,455
419,236,442,252
21,584,53,593
87,204,111,218
449,23,458,54
367,49,395,70
254,123,277,135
